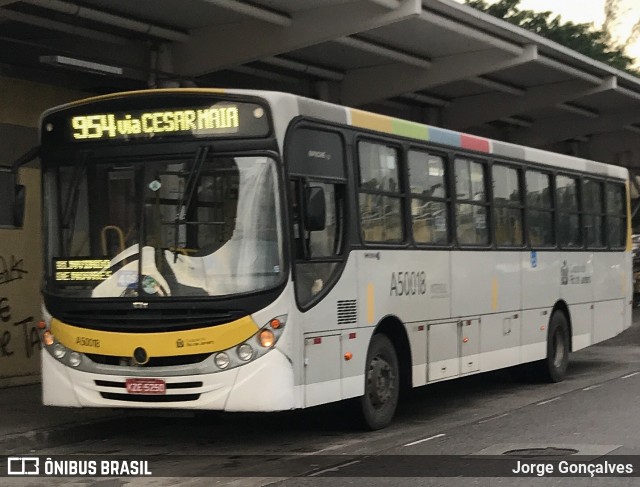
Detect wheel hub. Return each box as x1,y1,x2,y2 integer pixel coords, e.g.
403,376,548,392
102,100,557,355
368,355,395,407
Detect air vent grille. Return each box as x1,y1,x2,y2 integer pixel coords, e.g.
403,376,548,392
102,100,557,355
337,300,357,325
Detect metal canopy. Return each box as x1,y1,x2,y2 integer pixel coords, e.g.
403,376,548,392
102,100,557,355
2,0,640,174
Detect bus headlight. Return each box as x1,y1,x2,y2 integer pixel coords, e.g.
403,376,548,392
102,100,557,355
53,344,66,359
237,344,254,361
211,315,287,371
215,352,230,369
69,352,82,367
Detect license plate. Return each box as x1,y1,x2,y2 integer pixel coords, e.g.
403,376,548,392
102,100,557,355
125,378,166,395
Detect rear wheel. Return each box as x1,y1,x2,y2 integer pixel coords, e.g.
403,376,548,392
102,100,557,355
536,311,570,382
357,334,399,430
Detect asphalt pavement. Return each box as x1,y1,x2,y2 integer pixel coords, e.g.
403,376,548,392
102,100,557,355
2,308,640,453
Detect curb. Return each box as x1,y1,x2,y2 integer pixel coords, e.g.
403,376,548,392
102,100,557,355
0,414,156,454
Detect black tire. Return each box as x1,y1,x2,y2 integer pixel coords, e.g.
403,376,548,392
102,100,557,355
535,311,570,382
357,334,400,430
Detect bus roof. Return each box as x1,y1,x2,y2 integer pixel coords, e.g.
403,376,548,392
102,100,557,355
41,87,627,181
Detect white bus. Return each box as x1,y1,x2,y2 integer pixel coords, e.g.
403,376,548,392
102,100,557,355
23,89,630,429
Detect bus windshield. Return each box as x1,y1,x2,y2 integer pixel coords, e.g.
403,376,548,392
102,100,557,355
45,152,283,298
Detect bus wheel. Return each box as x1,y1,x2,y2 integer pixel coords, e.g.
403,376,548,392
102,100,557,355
358,334,399,430
539,311,570,382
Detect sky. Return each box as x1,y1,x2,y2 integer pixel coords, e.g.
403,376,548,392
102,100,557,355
461,0,640,67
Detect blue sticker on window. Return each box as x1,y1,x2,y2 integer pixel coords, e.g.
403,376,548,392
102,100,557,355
530,250,537,268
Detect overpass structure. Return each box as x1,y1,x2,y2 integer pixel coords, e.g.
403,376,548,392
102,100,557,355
1,0,640,211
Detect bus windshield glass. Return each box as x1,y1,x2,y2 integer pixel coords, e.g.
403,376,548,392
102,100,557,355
45,152,283,298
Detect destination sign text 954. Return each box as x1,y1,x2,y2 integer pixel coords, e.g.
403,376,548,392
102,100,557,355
71,105,240,141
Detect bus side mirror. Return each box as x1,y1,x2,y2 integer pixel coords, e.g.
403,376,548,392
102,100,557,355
0,169,25,228
14,184,25,228
305,186,326,232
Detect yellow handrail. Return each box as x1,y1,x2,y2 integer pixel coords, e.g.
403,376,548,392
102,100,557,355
101,225,125,256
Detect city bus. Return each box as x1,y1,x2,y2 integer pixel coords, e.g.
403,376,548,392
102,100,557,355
20,88,631,429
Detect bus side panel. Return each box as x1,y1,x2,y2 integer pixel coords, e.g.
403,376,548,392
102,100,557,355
520,250,557,362
0,167,42,387
592,252,625,343
356,249,450,388
559,251,595,351
296,256,364,406
521,250,560,310
451,251,521,372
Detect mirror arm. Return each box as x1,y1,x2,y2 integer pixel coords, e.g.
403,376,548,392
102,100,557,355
12,146,40,173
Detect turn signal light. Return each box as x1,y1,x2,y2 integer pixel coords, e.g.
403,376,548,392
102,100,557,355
37,321,47,330
270,318,282,329
43,331,54,346
259,329,275,348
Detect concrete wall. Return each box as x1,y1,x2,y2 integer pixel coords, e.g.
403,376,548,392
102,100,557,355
0,76,86,387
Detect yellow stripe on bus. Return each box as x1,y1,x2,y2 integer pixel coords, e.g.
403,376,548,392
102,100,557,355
351,109,393,134
491,277,498,311
367,282,375,324
51,315,259,357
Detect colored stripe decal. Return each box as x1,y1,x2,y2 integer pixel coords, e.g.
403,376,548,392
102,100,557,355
51,316,259,357
392,119,429,140
461,134,490,153
350,108,491,153
351,109,393,134
428,126,461,147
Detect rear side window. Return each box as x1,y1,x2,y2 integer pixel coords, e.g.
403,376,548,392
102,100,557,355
492,164,523,246
606,183,627,248
526,170,554,247
556,175,581,248
583,179,605,248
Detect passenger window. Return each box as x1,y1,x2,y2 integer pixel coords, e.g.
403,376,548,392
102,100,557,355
455,157,488,245
492,164,523,246
583,179,605,248
525,170,554,247
606,183,627,249
556,175,581,248
408,151,449,244
358,141,403,243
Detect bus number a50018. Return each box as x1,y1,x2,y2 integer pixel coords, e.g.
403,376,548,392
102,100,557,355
390,271,426,296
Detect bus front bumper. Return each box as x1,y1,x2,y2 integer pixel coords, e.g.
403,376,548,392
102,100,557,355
42,348,297,411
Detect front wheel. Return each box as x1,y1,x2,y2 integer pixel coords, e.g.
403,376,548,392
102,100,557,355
357,334,399,430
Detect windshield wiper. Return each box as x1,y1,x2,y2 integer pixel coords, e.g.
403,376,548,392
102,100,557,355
173,145,210,261
60,152,88,255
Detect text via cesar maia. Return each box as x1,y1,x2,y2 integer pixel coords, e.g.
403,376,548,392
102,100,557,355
6,457,151,477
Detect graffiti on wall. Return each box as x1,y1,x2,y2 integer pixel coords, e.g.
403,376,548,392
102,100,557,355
0,255,41,361
0,255,28,285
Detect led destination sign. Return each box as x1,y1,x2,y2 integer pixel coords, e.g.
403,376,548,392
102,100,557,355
63,101,270,142
54,258,112,284
72,106,239,140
